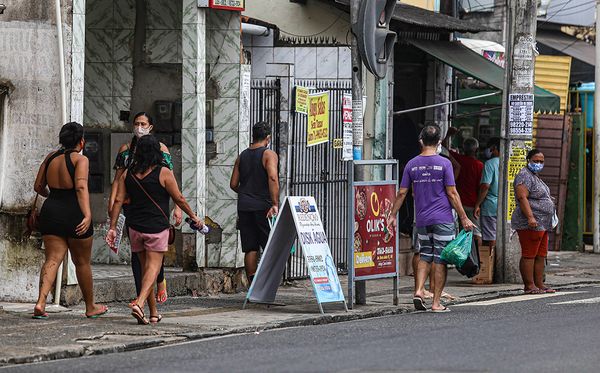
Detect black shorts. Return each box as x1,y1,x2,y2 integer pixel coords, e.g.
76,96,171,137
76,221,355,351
238,210,270,253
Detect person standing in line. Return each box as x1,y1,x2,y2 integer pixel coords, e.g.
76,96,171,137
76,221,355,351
388,124,474,312
229,122,279,285
511,149,556,294
449,138,484,247
108,112,182,304
474,137,500,247
106,135,204,324
33,122,107,319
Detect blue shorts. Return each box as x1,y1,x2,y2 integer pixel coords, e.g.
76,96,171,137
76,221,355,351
417,223,456,264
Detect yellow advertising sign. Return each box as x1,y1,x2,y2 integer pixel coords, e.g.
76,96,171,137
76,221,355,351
307,91,329,147
295,86,309,115
354,252,375,269
507,141,533,221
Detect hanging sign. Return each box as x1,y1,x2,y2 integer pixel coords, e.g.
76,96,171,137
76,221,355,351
244,197,346,313
353,184,397,278
209,0,245,11
508,93,534,137
307,91,329,147
295,86,309,115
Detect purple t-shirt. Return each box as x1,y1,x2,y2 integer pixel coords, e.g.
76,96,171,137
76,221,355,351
400,155,455,227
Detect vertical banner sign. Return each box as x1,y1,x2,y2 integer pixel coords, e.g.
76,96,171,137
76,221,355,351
342,94,354,161
295,86,309,115
508,93,534,137
353,185,397,278
289,197,345,304
307,91,329,147
506,141,533,221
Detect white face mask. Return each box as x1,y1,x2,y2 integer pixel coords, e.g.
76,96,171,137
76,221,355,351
484,148,493,159
134,126,151,138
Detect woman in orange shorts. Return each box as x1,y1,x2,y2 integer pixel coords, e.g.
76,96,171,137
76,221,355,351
511,149,556,294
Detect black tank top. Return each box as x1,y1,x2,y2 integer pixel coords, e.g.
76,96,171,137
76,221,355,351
238,147,272,212
46,149,77,198
125,166,170,233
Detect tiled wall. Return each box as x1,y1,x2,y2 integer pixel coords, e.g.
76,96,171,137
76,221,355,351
205,11,243,268
84,0,182,132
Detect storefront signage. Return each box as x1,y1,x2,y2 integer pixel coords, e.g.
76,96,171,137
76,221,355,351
307,91,329,147
295,86,309,115
508,93,534,137
353,185,397,278
209,0,245,11
244,197,346,313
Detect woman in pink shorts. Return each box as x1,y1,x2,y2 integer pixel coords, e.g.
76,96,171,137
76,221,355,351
106,135,204,324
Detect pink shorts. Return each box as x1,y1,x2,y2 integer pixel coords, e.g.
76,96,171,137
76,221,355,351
128,227,169,253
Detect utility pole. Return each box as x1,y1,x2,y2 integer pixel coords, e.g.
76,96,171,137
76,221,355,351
496,0,538,282
593,0,600,254
350,0,366,304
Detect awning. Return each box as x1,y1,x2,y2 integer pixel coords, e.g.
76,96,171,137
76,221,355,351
410,39,561,113
537,30,595,66
331,0,495,33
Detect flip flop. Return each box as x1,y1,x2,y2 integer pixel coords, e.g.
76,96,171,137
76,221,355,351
432,306,451,313
149,315,163,324
524,288,543,294
540,287,557,293
32,312,49,320
130,303,148,325
86,305,108,319
156,279,168,304
413,296,427,311
441,292,457,301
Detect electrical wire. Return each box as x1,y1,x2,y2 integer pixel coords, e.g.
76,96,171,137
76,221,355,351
279,13,343,38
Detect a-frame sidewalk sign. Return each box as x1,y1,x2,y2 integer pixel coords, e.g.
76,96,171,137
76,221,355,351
243,196,347,314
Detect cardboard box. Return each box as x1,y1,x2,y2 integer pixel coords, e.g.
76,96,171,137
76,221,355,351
473,245,495,284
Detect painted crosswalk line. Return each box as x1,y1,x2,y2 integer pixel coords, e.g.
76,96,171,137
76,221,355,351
550,297,600,305
453,291,583,307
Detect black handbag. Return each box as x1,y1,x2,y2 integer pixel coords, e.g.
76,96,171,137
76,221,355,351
457,236,481,278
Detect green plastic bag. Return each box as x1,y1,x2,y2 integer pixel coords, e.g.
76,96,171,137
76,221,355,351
440,230,473,267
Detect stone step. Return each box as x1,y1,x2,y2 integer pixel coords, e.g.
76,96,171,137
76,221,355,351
60,267,247,306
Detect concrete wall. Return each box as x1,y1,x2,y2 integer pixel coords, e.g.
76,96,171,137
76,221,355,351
0,0,74,301
242,0,349,43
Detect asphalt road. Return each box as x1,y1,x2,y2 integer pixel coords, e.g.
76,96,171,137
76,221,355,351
4,286,600,373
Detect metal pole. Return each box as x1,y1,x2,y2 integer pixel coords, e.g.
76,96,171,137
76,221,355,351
497,0,538,282
593,0,600,254
350,0,366,305
54,0,67,306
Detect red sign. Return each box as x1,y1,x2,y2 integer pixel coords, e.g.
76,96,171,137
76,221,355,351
210,0,245,11
353,184,397,278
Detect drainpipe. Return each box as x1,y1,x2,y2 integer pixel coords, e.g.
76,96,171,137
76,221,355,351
54,0,67,305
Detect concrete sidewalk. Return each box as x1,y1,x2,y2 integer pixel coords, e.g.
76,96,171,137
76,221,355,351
1,251,599,366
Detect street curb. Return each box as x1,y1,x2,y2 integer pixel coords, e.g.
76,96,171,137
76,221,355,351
3,280,600,366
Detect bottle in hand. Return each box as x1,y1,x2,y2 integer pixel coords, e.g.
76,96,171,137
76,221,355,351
185,217,209,234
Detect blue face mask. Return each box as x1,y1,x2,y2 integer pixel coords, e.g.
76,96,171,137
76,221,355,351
527,162,544,173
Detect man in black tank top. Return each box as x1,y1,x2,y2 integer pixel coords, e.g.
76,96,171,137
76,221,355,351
230,122,279,285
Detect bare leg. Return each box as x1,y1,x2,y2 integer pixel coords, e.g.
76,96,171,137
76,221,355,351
135,251,163,317
431,263,448,310
533,256,547,289
68,237,105,316
244,251,258,281
34,236,68,315
414,259,431,299
519,257,537,291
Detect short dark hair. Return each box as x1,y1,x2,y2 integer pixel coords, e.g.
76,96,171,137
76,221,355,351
252,121,271,142
130,134,163,174
59,122,84,149
487,137,500,150
133,111,155,126
527,148,543,160
419,124,441,146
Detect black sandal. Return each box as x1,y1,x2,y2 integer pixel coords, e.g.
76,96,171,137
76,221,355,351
130,303,148,325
